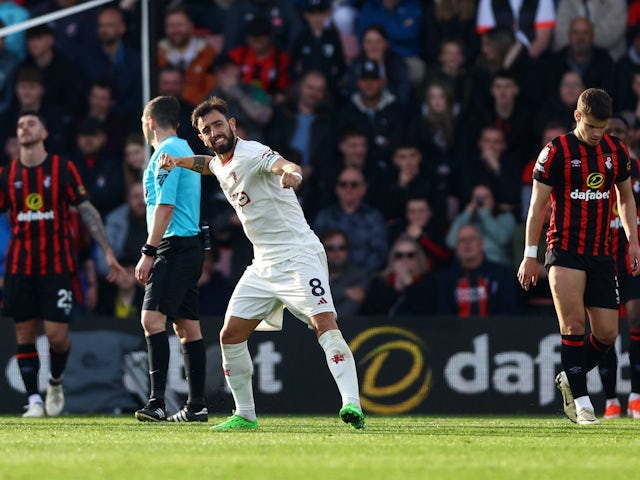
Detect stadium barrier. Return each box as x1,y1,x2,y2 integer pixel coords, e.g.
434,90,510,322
0,314,632,415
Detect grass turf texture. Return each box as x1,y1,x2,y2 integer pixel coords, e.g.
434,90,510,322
1,415,640,479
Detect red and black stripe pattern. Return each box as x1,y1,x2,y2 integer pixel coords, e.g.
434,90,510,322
610,158,640,275
0,155,89,275
533,132,631,256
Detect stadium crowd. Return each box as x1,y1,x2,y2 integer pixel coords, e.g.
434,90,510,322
1,0,640,320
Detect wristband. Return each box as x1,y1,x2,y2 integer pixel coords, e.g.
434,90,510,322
291,171,303,181
141,243,158,258
523,245,538,258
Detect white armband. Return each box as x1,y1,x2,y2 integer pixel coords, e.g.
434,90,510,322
291,171,303,181
523,245,538,258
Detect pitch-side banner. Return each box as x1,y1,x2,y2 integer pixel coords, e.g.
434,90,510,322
0,315,631,415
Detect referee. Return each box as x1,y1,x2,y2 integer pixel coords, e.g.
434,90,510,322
134,96,207,422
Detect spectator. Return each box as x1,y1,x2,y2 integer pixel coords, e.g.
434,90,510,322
78,5,142,117
534,70,584,138
157,5,217,107
337,58,407,167
0,0,29,60
156,66,204,153
614,30,640,114
358,0,425,89
228,15,293,103
3,66,67,153
476,0,555,59
437,224,519,316
423,36,476,119
361,237,438,317
67,78,129,155
96,258,143,321
344,24,412,109
265,70,335,216
388,195,451,272
67,117,125,218
290,0,347,97
313,166,388,274
208,53,273,143
95,180,147,279
543,16,615,96
553,0,627,61
321,228,368,317
22,23,84,118
370,138,430,225
481,69,535,158
446,183,517,267
30,0,100,60
422,0,479,65
122,133,145,191
222,0,304,54
456,126,522,213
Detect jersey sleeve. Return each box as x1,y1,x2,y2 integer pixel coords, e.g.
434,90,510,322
616,139,632,183
532,140,559,186
65,160,90,205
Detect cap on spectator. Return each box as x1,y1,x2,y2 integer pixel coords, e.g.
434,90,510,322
358,59,384,80
77,117,105,136
25,23,54,40
245,16,272,37
305,0,331,12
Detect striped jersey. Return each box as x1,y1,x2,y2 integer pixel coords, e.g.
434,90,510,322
533,132,631,256
610,158,640,275
0,154,89,275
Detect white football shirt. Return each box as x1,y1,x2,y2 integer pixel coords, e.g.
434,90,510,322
209,138,324,266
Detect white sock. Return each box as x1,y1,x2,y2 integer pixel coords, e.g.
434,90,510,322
318,329,361,408
629,392,640,402
574,395,594,411
28,394,43,405
221,341,256,421
606,398,620,407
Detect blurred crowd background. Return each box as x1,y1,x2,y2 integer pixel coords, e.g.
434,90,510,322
1,0,638,322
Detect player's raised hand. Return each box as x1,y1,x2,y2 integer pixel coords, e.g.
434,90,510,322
280,171,302,189
158,152,176,171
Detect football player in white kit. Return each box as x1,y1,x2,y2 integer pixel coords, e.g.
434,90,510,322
158,96,365,430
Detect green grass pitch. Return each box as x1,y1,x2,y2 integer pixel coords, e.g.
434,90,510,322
1,414,639,480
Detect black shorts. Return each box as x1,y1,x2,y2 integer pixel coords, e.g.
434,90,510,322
545,247,619,309
143,235,204,320
619,273,640,304
3,273,74,323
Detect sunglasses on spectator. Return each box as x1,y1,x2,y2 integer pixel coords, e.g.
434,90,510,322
337,180,362,188
394,251,416,259
325,244,348,252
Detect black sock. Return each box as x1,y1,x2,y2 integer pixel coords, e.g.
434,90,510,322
182,339,206,409
585,333,611,371
17,344,40,396
629,329,640,393
561,334,588,398
49,346,70,383
146,332,169,406
598,347,618,399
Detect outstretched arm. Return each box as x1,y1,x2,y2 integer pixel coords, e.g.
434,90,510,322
159,153,215,175
77,200,126,282
616,178,640,276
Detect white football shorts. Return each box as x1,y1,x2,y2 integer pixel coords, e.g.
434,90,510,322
226,251,337,330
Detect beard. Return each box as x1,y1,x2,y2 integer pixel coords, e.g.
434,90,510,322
208,130,236,155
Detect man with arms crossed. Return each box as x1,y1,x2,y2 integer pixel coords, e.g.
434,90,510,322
134,96,207,422
518,88,640,425
159,96,364,430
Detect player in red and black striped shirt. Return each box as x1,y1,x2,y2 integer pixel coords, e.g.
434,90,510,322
0,111,125,418
596,115,640,418
518,89,640,425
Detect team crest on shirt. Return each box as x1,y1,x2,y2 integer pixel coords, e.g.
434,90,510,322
43,176,51,188
229,191,250,209
603,155,613,170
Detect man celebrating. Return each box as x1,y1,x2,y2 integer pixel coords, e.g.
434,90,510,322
159,96,364,430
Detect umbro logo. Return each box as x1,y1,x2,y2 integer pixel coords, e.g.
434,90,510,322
571,159,581,167
317,297,327,305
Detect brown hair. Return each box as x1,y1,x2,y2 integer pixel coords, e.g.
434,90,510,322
191,96,229,128
577,88,612,120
